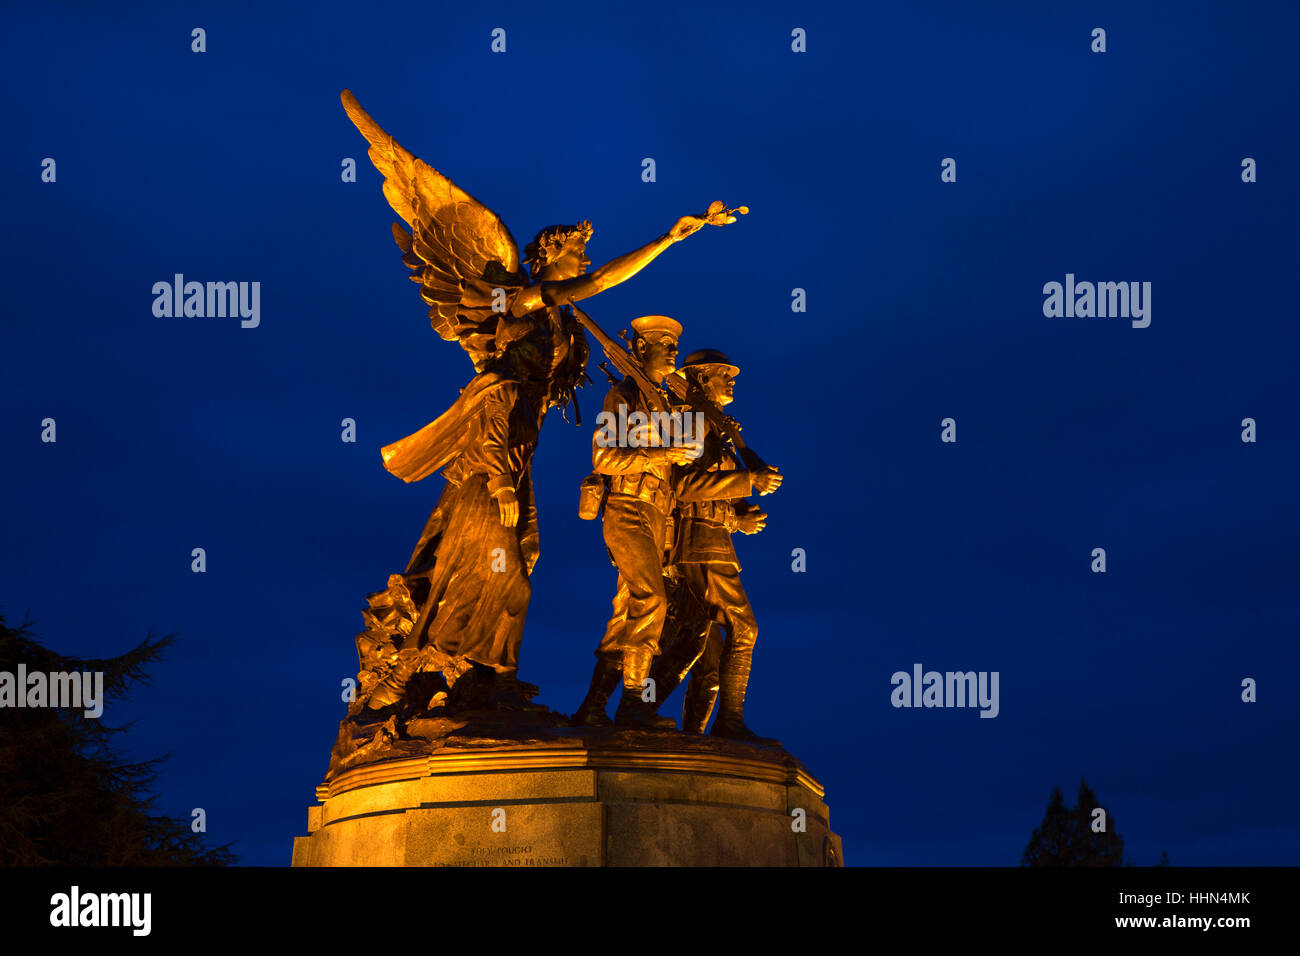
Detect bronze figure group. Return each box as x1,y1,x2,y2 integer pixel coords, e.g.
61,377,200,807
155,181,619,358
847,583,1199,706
337,90,783,755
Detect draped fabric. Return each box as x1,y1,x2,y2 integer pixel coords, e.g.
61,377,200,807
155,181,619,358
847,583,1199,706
397,373,541,672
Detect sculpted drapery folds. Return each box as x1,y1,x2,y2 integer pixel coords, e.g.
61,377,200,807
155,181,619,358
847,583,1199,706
334,91,744,724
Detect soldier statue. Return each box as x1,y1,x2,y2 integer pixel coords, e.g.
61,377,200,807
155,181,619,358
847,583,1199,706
573,325,779,731
648,349,782,741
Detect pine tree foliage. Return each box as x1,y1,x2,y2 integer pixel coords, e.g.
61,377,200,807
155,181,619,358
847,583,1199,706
0,613,235,866
1021,778,1126,866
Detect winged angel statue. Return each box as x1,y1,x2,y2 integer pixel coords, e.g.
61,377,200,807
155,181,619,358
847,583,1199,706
336,90,741,735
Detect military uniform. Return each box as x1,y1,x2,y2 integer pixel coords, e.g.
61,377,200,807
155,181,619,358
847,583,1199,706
594,375,683,659
573,319,752,729
649,349,775,743
658,416,758,731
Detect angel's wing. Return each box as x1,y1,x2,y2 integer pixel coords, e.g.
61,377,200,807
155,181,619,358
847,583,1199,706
341,90,530,370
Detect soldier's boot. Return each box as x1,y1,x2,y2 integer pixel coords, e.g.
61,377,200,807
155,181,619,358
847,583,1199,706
614,646,677,730
572,656,621,727
709,646,780,747
681,681,718,734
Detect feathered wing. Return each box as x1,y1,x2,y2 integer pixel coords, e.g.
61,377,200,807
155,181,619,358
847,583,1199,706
341,90,530,370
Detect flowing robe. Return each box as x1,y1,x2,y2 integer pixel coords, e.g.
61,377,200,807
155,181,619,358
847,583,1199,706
381,370,541,672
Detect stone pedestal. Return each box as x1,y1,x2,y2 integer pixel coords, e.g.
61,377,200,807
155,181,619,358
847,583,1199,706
291,732,842,867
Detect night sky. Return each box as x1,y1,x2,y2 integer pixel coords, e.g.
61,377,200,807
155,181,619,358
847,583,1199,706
3,1,1297,866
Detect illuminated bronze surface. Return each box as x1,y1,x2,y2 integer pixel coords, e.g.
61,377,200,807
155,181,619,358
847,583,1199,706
330,92,756,773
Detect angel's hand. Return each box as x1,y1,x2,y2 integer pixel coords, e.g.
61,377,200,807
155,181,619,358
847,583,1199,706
494,487,520,527
669,215,707,242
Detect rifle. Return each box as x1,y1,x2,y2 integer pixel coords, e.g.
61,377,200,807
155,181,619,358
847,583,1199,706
567,303,770,473
662,367,769,473
568,304,673,417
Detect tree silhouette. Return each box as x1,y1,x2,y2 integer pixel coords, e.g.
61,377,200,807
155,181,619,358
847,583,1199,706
0,613,235,865
1021,777,1125,866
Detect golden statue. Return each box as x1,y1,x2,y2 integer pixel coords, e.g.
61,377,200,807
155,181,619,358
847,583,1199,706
573,342,782,734
331,91,745,766
650,349,780,742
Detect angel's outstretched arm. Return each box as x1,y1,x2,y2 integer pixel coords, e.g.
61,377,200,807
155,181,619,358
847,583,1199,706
510,214,709,316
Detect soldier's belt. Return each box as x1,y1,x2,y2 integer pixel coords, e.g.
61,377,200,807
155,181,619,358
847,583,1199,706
609,472,674,514
679,499,735,523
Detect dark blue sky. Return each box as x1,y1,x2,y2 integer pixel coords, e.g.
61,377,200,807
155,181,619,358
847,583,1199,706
3,1,1297,866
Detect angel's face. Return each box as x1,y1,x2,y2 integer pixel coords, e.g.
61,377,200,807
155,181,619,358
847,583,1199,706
544,237,590,280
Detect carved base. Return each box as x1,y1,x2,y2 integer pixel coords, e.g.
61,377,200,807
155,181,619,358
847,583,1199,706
291,729,842,867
